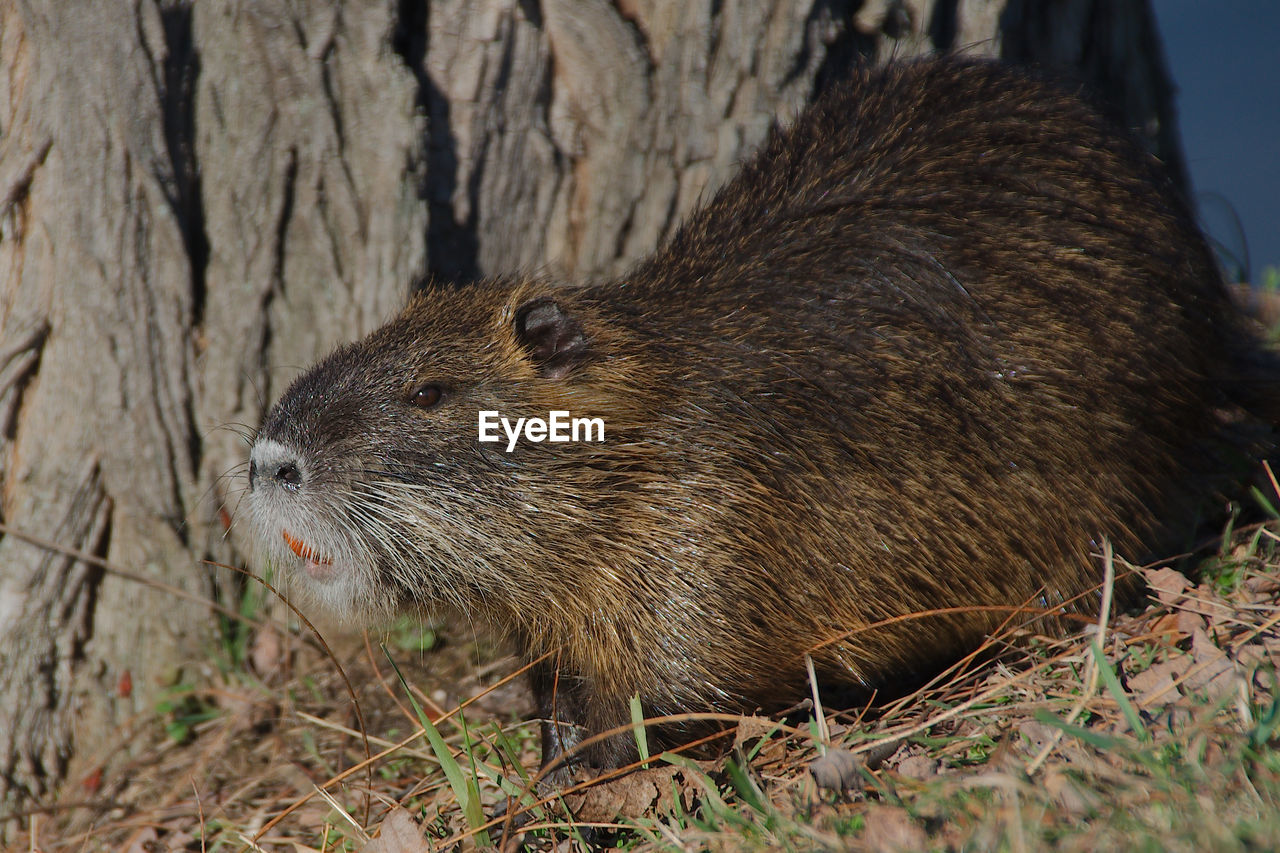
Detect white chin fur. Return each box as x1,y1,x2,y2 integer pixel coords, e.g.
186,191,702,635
253,535,397,625
247,473,395,623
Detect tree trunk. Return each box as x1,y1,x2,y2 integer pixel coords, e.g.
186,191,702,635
0,0,1181,814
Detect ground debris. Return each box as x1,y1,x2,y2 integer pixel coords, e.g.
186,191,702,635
30,525,1280,852
360,807,432,853
560,765,700,823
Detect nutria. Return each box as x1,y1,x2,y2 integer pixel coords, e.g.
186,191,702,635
246,58,1263,783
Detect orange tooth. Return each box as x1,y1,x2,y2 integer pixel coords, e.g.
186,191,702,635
282,529,330,564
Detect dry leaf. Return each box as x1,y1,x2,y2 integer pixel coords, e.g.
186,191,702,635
560,766,696,823
1243,571,1280,598
1129,658,1184,708
730,714,779,750
1144,567,1192,605
360,806,431,853
1186,584,1233,622
1149,610,1203,642
1185,628,1236,696
731,715,788,769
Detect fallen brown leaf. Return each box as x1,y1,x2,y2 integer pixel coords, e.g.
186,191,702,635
1149,610,1203,642
1129,658,1184,708
1185,628,1236,696
559,765,698,823
360,806,432,853
1144,567,1192,605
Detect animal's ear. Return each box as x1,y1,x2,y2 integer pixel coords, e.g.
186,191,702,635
514,296,589,379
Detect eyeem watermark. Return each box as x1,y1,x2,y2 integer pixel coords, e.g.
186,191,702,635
478,410,605,452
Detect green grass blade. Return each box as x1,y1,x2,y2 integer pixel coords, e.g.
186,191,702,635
1249,485,1280,520
630,694,651,762
1033,709,1127,752
724,756,767,815
1092,640,1149,742
382,647,490,845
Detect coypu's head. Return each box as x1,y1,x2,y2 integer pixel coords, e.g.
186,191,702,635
246,278,648,623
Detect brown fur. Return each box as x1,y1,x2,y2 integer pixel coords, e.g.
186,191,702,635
247,58,1261,781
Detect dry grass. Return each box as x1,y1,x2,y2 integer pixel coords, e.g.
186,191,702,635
7,504,1279,852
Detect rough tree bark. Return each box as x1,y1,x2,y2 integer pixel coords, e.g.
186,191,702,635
0,0,1182,815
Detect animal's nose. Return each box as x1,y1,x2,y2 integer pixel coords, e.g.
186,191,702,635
271,462,302,487
248,440,305,493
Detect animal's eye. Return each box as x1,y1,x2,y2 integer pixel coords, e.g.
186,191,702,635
409,384,444,408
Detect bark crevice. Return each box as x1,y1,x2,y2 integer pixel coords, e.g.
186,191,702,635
0,318,48,440
424,75,480,285
0,136,49,219
158,3,209,331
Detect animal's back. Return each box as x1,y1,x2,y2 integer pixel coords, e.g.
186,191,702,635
596,59,1238,699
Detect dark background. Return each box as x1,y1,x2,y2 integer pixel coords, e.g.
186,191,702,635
1158,2,1280,278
